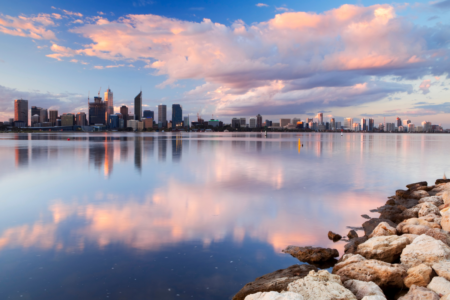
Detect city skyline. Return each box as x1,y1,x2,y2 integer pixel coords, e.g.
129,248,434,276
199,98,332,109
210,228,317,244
0,0,449,126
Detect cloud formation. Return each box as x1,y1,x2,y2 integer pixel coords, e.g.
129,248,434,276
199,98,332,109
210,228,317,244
0,13,57,39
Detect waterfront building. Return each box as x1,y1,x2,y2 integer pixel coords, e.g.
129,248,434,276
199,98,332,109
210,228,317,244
249,118,256,128
307,118,313,123
231,118,240,128
396,117,402,128
386,123,395,131
417,126,423,132
265,120,272,127
403,119,411,127
330,118,336,130
172,104,182,129
143,110,154,119
318,124,326,131
184,116,189,128
408,123,415,132
422,121,432,132
143,118,153,129
207,119,221,127
280,118,291,127
256,114,262,128
128,120,143,131
109,115,119,129
361,118,367,131
89,96,107,125
76,112,87,126
61,114,75,126
368,118,374,131
344,118,353,130
158,105,167,127
31,106,41,118
104,88,114,115
49,110,58,125
398,125,404,132
31,114,40,126
239,118,246,126
39,109,48,123
352,123,360,131
120,105,129,128
318,113,323,125
379,123,384,131
134,91,142,121
292,118,301,126
336,121,341,129
15,99,28,126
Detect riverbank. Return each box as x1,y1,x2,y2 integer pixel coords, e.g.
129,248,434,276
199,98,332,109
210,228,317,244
234,178,450,300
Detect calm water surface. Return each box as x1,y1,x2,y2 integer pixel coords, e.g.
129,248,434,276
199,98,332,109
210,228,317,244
0,132,448,300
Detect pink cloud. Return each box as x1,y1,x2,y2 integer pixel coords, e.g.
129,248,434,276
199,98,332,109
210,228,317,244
0,13,56,40
419,79,431,94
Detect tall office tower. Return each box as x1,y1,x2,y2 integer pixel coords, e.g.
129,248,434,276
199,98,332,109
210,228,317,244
422,121,432,132
31,115,40,126
134,91,142,121
240,118,246,126
61,114,75,126
143,110,154,119
265,120,272,127
184,116,189,127
172,104,182,129
344,118,353,130
31,106,41,118
292,117,301,126
403,119,411,126
39,109,48,123
280,118,291,127
352,123,360,131
76,112,87,126
14,99,28,126
379,123,385,131
361,118,367,131
396,117,402,128
307,118,313,123
89,96,107,125
318,113,323,125
330,118,336,130
256,114,262,128
232,118,240,128
104,88,114,114
368,118,374,131
408,123,415,132
120,105,129,128
249,118,256,128
49,110,58,125
336,121,342,129
158,104,167,127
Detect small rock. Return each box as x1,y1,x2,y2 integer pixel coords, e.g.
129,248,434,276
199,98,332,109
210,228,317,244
425,228,450,247
397,285,439,300
343,280,385,300
419,202,441,218
439,203,450,211
328,231,342,242
406,181,428,189
401,234,450,268
385,199,396,206
361,296,386,300
361,214,371,220
282,246,338,263
244,291,304,300
348,230,359,239
333,254,366,274
427,276,450,296
362,219,398,237
432,261,450,281
419,196,444,206
368,222,397,238
345,236,368,254
400,224,431,235
356,235,411,263
404,264,434,288
436,179,450,185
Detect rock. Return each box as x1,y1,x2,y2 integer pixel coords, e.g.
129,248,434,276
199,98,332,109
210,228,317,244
420,214,442,225
386,199,396,206
343,280,385,300
400,234,450,268
232,264,318,300
369,222,397,238
400,207,420,219
244,292,304,300
345,237,368,254
333,254,366,274
442,293,450,300
442,214,450,231
334,259,407,291
436,179,450,185
427,276,450,296
400,224,432,235
287,270,357,300
397,285,439,300
402,234,419,243
410,190,430,200
348,230,359,240
378,205,405,223
425,228,450,246
396,190,409,198
419,196,444,206
404,264,434,288
282,246,338,263
329,231,342,242
432,261,450,281
361,296,386,300
397,218,441,234
419,203,441,218
440,203,450,211
418,185,436,192
406,181,428,189
362,219,398,237
356,236,411,263
362,214,371,220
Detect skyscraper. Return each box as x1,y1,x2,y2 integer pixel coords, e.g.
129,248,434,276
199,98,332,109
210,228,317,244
318,113,323,125
330,118,336,130
76,112,87,126
344,118,353,130
104,88,114,115
249,118,256,128
361,118,367,131
14,99,28,126
256,114,262,128
143,110,154,119
396,117,402,128
120,105,129,128
39,108,48,123
231,118,240,128
49,110,58,125
88,96,107,125
368,118,374,131
240,118,246,126
31,106,41,118
134,91,142,121
172,104,182,129
158,105,167,127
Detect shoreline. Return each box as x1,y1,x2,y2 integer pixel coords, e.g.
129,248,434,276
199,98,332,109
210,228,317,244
234,178,450,300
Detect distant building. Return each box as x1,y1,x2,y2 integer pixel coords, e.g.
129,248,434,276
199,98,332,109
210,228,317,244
368,118,374,132
336,121,341,129
39,109,48,123
352,123,360,131
240,118,246,126
330,118,336,130
249,118,256,128
120,106,129,127
361,118,367,131
61,114,75,126
408,123,415,132
207,119,221,127
158,105,167,127
256,114,262,128
379,123,385,131
280,118,291,127
109,114,119,129
396,117,402,128
422,121,432,132
76,112,87,126
143,110,154,119
128,120,143,131
265,120,272,127
183,116,189,128
143,118,153,129
31,106,41,118
231,118,240,128
49,110,58,125
344,118,353,130
134,91,142,121
31,114,40,126
403,119,411,127
318,113,323,125
15,99,28,126
88,96,107,125
104,88,114,115
172,104,182,129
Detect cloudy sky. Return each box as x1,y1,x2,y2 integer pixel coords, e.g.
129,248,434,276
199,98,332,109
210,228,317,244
0,0,449,126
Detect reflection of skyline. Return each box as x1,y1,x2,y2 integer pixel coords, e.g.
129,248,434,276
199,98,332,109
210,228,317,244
172,135,182,162
158,137,167,161
135,136,142,172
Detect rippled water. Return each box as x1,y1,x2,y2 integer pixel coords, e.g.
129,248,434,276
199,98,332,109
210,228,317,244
0,132,448,299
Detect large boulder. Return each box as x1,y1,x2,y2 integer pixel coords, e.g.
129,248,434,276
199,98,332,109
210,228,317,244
282,246,338,264
362,219,398,237
244,292,304,300
400,224,432,235
419,196,444,207
378,206,405,223
404,264,434,288
345,237,368,254
232,264,318,300
400,207,420,219
397,285,439,300
402,234,419,243
441,214,450,231
334,259,407,291
427,276,450,296
333,254,367,274
410,190,430,200
397,218,441,234
343,280,385,300
368,222,397,238
361,296,386,300
419,203,441,218
432,261,450,281
425,228,450,246
287,270,357,300
356,236,411,263
401,234,450,268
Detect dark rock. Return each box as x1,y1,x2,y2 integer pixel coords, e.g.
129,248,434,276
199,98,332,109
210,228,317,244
347,230,359,239
361,214,371,219
436,179,450,185
362,218,398,237
418,185,435,192
406,181,428,189
378,205,406,223
328,231,342,242
394,197,420,209
397,189,409,198
344,236,368,254
346,226,364,231
232,264,318,300
282,246,339,263
386,199,396,205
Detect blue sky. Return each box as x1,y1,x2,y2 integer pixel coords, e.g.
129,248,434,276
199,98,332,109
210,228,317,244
0,0,449,126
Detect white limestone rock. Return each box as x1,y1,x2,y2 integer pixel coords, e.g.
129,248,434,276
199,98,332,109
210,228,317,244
361,296,386,300
419,203,441,218
332,254,366,274
343,280,385,300
419,196,444,206
404,264,434,288
368,222,397,238
397,285,440,300
244,292,304,300
400,234,450,268
356,235,411,263
432,261,450,281
427,276,450,296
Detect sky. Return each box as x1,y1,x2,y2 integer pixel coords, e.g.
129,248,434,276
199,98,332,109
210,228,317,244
0,0,449,126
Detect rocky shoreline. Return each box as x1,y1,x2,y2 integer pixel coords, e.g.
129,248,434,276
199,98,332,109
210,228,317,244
233,178,450,300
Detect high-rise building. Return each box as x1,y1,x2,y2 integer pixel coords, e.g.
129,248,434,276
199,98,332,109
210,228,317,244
88,96,107,125
184,116,189,128
240,118,246,126
61,114,75,126
31,106,41,118
134,91,142,121
231,118,240,128
49,110,58,125
292,118,301,126
307,118,313,123
352,123,360,131
76,112,87,126
104,88,114,115
379,123,385,131
280,118,291,127
120,105,129,127
172,104,182,129
396,117,402,128
265,120,272,127
14,99,28,126
368,118,374,131
422,121,432,132
31,115,40,127
158,105,167,127
318,113,323,125
249,118,256,128
403,119,411,127
361,118,367,131
109,115,119,129
39,109,48,123
408,123,415,132
143,110,154,119
336,121,341,129
330,118,336,130
344,118,353,130
256,114,262,128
